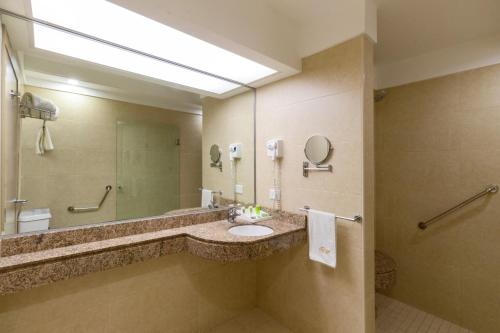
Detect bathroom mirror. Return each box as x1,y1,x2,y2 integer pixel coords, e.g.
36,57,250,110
209,144,223,172
210,144,221,163
0,12,256,235
304,135,333,165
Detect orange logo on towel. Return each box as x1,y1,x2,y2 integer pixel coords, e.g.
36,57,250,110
319,246,331,254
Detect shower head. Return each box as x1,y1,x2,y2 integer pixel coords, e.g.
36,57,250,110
374,90,388,102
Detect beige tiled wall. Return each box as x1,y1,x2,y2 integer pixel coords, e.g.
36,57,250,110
0,253,257,332
20,86,201,229
256,35,375,333
375,63,500,332
202,90,255,204
4,36,376,333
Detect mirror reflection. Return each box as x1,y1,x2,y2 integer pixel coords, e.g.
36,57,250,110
304,135,332,165
210,144,221,164
0,14,255,234
203,92,254,206
209,144,222,172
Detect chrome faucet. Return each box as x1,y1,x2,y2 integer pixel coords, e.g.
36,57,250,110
228,206,240,223
208,196,219,209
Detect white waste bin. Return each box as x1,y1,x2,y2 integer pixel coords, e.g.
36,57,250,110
18,208,51,233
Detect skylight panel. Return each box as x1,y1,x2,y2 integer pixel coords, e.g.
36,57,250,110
30,0,277,94
33,25,239,94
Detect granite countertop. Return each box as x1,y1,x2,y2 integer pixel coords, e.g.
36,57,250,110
0,211,306,294
0,218,304,272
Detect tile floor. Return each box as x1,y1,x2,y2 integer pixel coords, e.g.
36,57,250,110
209,295,473,333
209,308,291,333
376,293,473,333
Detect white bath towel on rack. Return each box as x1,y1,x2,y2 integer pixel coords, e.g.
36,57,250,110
307,209,337,268
21,92,60,120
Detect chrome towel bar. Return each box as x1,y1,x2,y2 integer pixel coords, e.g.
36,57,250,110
418,184,498,230
299,206,362,223
68,185,112,213
198,187,222,195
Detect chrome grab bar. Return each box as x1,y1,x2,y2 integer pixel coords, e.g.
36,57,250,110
68,185,112,213
299,206,362,223
418,184,498,230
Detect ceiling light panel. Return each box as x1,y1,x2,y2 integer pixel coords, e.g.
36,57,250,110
33,25,239,94
30,0,277,94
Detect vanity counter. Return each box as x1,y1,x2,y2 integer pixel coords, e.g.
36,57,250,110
0,210,306,294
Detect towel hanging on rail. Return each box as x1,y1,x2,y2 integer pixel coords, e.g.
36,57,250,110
35,122,54,155
201,189,213,208
307,209,337,268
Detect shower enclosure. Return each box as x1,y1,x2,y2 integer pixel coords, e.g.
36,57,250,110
116,120,180,220
375,63,500,333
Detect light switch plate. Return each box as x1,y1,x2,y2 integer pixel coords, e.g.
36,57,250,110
235,184,243,194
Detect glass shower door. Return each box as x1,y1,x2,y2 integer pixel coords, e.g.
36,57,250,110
116,120,180,220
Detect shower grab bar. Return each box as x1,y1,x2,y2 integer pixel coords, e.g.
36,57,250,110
418,184,498,230
68,185,112,213
299,206,362,223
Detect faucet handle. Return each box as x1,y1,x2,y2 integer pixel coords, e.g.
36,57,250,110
227,205,241,223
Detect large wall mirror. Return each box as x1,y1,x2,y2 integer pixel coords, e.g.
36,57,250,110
0,10,255,235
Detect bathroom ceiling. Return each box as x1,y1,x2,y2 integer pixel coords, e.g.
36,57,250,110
263,0,376,57
107,0,376,77
30,0,277,95
1,13,204,113
0,0,210,113
0,0,376,105
374,0,500,65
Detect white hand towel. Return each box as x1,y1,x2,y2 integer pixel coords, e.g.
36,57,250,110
35,127,44,155
35,126,55,155
43,126,54,151
308,209,337,268
201,189,213,208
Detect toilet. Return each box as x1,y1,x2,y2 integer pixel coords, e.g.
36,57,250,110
18,208,51,233
375,250,397,291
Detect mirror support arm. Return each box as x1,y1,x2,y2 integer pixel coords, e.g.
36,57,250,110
210,161,222,172
302,161,332,177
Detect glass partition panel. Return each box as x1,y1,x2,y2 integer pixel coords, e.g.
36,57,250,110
116,120,180,220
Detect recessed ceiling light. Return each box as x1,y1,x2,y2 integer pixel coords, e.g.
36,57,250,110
67,79,79,85
30,0,277,94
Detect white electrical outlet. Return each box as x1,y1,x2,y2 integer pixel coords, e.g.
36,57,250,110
235,184,243,194
269,188,281,200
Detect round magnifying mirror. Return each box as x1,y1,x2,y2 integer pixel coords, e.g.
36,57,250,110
304,135,332,165
210,144,221,163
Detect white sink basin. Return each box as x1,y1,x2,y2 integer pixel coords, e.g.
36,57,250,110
228,225,273,237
